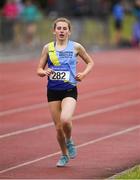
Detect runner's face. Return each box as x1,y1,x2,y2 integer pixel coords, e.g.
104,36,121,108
53,21,71,41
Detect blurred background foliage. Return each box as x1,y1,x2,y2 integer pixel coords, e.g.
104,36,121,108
0,0,140,58
36,15,135,46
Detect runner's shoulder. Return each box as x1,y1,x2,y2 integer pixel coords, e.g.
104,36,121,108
74,42,85,49
73,41,85,54
42,42,52,54
43,43,49,50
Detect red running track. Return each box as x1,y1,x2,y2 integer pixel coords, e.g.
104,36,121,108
0,49,140,179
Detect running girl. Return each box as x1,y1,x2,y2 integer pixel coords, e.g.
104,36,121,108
37,17,94,167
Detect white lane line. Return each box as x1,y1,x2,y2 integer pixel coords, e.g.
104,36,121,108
0,103,48,117
77,125,140,148
72,99,140,120
0,98,140,139
0,82,140,117
79,82,140,100
0,125,139,174
0,123,53,139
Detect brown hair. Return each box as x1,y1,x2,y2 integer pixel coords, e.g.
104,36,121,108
53,17,72,31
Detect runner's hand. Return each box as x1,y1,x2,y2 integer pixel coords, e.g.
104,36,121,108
46,68,53,76
75,72,85,82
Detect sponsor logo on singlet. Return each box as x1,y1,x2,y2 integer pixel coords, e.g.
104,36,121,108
59,51,73,58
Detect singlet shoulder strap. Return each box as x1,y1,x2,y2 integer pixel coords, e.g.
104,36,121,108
48,42,60,66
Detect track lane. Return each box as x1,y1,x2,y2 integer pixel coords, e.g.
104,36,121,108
0,100,139,175
1,49,140,111
0,124,139,178
0,49,140,178
0,83,140,136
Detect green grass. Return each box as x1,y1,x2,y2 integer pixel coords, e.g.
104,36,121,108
115,165,140,179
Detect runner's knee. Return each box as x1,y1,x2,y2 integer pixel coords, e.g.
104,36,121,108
56,122,63,131
61,115,71,123
61,117,72,130
56,124,65,141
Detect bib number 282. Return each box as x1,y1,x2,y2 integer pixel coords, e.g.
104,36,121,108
50,71,70,81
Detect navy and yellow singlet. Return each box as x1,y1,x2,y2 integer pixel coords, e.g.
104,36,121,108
46,40,77,90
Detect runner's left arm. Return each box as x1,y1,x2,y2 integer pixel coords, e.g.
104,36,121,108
75,43,94,81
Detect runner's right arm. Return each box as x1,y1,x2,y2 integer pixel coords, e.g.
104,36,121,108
37,45,53,77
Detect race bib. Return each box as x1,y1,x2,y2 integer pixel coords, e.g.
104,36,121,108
50,71,70,81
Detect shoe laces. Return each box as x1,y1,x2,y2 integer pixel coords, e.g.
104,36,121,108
59,155,68,163
67,140,74,149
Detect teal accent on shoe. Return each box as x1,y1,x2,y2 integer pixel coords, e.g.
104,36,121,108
66,139,77,159
56,155,69,167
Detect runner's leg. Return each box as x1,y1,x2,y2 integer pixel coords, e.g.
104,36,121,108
61,97,77,158
48,101,68,155
61,97,77,140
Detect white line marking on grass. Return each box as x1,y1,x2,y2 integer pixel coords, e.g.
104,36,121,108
0,98,140,139
0,82,140,117
108,164,140,179
0,125,139,174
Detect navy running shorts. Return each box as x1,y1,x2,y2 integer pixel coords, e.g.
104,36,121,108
47,86,78,102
